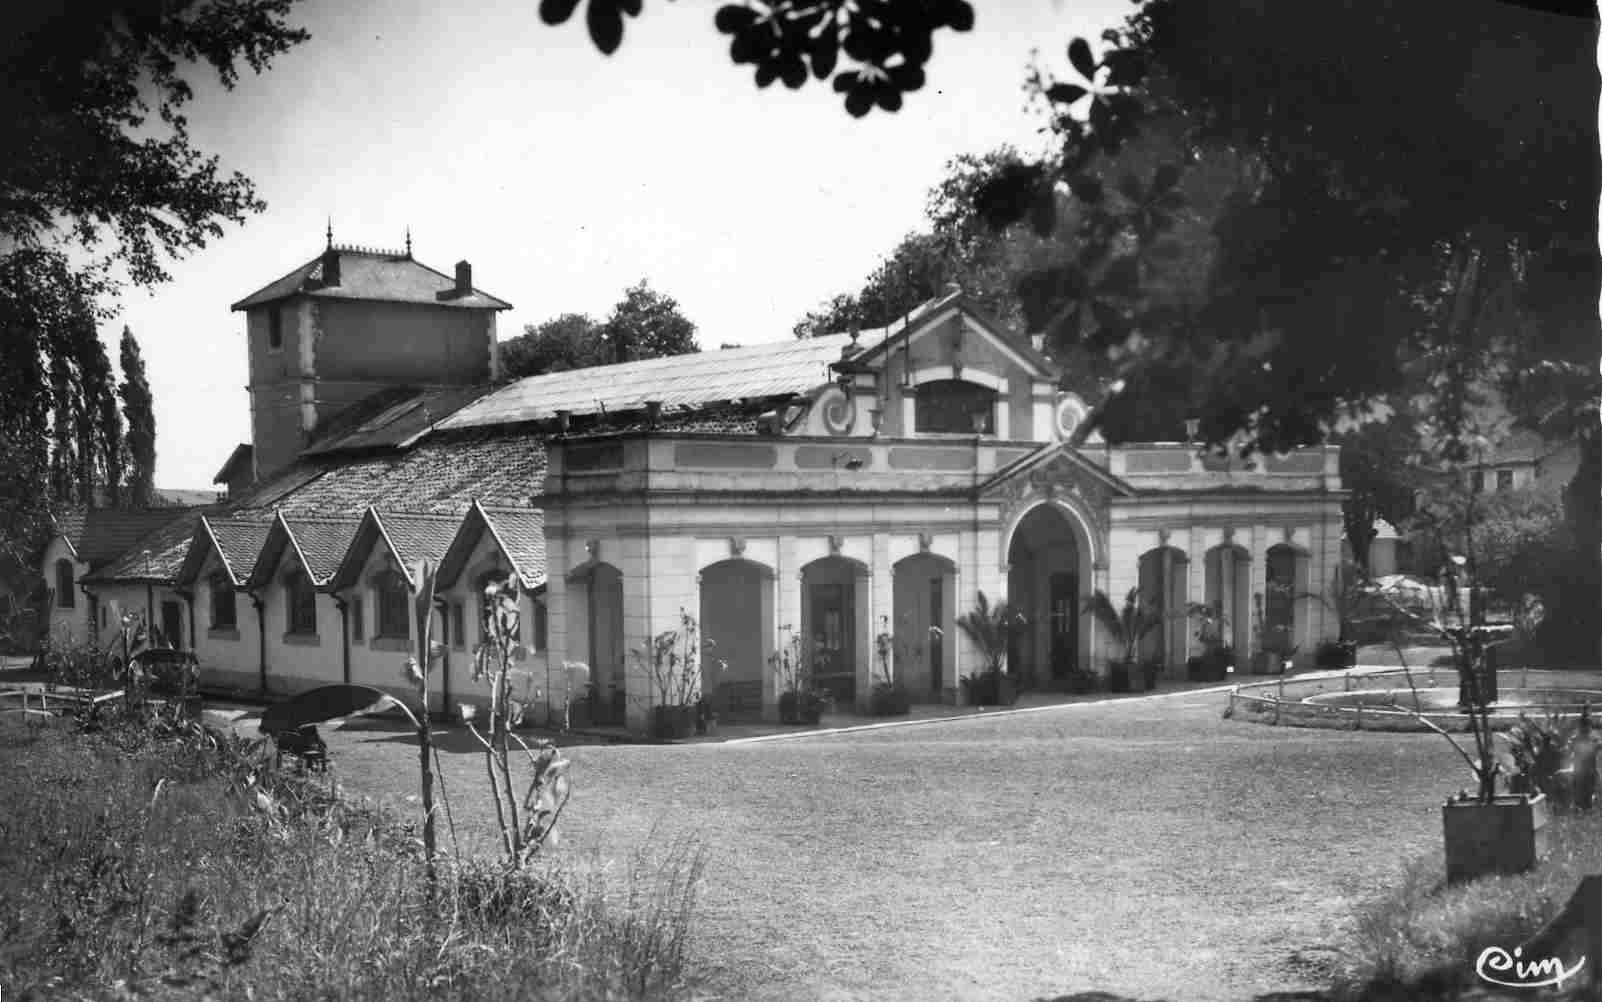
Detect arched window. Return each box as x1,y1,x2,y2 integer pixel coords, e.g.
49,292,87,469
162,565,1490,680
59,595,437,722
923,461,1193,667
285,569,317,635
374,570,411,639
914,380,995,434
54,559,75,608
210,574,237,630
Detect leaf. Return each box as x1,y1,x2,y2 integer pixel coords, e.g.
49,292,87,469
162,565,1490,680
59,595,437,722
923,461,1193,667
539,0,582,25
714,5,757,33
1102,48,1147,88
1068,38,1096,81
1046,83,1088,105
587,0,625,55
809,29,838,80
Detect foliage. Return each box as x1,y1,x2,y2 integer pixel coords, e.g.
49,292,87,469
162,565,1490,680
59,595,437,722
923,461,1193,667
1502,709,1586,810
1335,808,1602,1001
538,0,974,115
633,608,714,708
499,280,700,380
398,560,443,883
119,326,157,507
0,712,703,1001
1185,599,1229,654
868,617,913,716
1083,588,1161,667
1335,414,1423,571
1411,475,1570,616
469,571,573,867
955,590,1022,675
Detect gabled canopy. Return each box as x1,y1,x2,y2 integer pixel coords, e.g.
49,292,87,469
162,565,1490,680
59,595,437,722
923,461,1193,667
435,499,547,592
325,507,461,592
246,512,361,590
833,290,1060,383
175,515,273,587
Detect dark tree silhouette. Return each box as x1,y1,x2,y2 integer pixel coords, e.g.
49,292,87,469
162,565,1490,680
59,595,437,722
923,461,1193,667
120,328,157,508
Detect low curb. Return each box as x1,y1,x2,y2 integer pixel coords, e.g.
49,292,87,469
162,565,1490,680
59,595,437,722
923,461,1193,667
721,681,1241,745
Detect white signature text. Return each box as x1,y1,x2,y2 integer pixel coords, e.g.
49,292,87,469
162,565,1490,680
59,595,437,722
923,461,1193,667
1475,945,1587,989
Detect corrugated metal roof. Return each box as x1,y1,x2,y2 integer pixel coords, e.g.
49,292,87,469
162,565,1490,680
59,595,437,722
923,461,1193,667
440,335,863,430
230,246,511,311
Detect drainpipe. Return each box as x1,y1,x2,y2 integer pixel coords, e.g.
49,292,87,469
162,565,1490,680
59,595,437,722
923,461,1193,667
247,588,266,697
333,594,351,685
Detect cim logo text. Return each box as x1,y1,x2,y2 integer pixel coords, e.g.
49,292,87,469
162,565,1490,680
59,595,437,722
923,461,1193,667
1475,945,1587,990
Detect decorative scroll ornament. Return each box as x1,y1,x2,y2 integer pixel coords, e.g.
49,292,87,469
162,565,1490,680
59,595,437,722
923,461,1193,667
1054,393,1089,441
729,536,746,558
918,532,933,553
828,534,845,556
819,385,857,436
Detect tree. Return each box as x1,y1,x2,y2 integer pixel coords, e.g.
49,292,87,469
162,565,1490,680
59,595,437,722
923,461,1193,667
1334,415,1424,572
0,1,304,558
120,328,157,508
598,280,699,364
500,313,606,380
537,0,974,115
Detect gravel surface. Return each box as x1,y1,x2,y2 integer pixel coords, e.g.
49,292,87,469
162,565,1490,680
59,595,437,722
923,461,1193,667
319,688,1466,1002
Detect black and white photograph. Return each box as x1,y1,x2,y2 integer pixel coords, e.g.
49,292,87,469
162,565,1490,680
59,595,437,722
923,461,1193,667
2,1,1600,999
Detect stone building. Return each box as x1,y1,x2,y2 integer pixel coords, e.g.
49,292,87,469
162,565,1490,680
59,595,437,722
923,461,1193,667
39,242,1347,735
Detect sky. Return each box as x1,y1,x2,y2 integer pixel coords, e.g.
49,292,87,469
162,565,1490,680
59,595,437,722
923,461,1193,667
107,0,1137,489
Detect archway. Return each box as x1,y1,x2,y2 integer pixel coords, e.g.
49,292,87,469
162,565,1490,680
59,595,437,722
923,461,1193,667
1137,546,1189,669
699,559,773,720
1204,543,1251,657
892,552,956,700
800,555,867,706
1006,503,1089,685
1264,544,1309,657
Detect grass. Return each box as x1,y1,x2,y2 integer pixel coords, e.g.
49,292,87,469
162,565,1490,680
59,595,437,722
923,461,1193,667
1335,808,1602,1000
324,688,1481,1002
0,710,705,1001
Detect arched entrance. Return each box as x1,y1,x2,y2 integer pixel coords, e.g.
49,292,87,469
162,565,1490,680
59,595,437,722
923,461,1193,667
1006,504,1089,685
1204,543,1251,656
699,559,773,720
1264,544,1309,657
1137,546,1189,669
891,552,956,700
801,555,868,706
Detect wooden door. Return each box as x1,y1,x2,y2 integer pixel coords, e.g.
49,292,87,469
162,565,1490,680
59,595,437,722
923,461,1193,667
1049,572,1077,677
160,600,183,650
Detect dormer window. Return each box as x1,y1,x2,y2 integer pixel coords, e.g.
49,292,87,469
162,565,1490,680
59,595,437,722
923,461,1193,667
915,380,995,435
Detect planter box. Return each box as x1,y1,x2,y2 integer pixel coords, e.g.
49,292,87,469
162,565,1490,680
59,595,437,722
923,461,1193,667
1442,793,1550,883
566,697,592,730
651,704,696,741
1108,662,1137,693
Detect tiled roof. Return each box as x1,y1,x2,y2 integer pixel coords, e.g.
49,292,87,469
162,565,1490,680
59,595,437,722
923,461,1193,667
230,246,511,311
83,510,210,583
302,385,492,456
208,517,274,583
439,336,863,430
57,509,199,572
232,429,545,516
285,516,364,585
483,506,546,588
376,512,464,569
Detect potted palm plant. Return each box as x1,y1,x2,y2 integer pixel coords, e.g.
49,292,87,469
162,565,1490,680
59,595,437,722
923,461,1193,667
1084,588,1164,693
955,591,1023,706
1186,600,1233,682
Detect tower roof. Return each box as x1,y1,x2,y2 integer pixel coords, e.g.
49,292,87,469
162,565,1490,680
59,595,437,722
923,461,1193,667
230,244,511,311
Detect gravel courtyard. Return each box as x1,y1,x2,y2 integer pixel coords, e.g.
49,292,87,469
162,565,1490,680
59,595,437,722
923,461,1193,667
321,688,1466,1002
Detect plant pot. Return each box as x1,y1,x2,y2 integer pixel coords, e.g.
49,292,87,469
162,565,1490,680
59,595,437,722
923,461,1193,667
1442,792,1550,883
1315,640,1358,670
1250,651,1275,675
651,704,696,741
1108,661,1134,693
1142,663,1160,690
1186,656,1206,682
995,674,1018,706
1067,672,1096,694
779,690,821,725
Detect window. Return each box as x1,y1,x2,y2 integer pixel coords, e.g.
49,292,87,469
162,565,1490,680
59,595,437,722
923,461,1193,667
267,306,284,351
914,380,995,435
374,570,410,639
533,599,548,653
450,602,466,650
285,570,317,635
210,575,237,630
1470,470,1486,494
350,596,364,642
1497,469,1514,491
54,559,75,608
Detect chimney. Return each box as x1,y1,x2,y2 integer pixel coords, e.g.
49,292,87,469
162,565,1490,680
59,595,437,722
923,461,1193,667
321,246,341,287
454,260,472,296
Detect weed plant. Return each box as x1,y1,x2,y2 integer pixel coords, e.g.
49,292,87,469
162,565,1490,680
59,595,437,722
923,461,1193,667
0,713,704,1001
